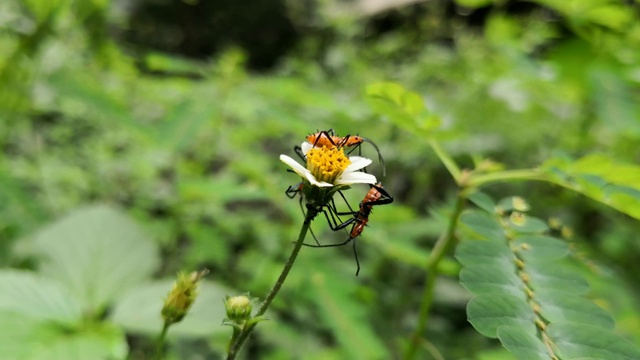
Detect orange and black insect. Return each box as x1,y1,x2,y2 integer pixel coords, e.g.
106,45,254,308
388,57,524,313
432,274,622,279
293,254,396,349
297,129,386,176
286,181,356,246
303,183,394,275
306,129,342,148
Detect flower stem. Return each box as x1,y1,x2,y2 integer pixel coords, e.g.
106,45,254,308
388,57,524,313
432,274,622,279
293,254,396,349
225,210,315,360
427,139,461,184
466,168,547,188
404,194,465,360
155,321,170,360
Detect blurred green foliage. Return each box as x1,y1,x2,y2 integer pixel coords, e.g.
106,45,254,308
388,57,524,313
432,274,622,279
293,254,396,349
1,0,639,358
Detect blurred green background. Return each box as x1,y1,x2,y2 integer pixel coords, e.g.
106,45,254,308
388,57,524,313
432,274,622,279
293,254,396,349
1,0,639,359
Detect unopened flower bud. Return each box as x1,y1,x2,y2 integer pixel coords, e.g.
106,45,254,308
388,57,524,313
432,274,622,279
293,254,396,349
561,226,574,239
161,269,208,325
510,211,526,226
224,295,253,323
512,197,530,212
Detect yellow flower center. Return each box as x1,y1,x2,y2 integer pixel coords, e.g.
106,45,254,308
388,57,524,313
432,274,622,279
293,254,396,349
306,146,351,184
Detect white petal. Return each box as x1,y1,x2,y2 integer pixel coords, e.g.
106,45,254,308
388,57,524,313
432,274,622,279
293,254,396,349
301,141,313,154
280,155,308,177
305,172,333,187
336,171,377,185
345,156,373,172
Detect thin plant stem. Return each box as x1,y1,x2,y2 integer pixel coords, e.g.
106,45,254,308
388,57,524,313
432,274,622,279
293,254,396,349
404,194,465,360
226,210,315,360
155,321,170,360
427,139,461,183
467,168,547,188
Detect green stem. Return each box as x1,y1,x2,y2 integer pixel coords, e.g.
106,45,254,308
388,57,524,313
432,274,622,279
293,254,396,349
404,194,466,360
467,168,547,188
155,321,170,360
226,211,315,360
427,139,461,183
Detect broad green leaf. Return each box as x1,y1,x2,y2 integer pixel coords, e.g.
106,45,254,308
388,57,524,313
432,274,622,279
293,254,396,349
460,211,506,241
459,202,639,359
569,154,640,187
460,264,524,299
506,215,549,234
310,272,389,360
512,235,569,262
30,205,160,314
110,279,229,338
535,292,614,329
0,312,127,360
543,155,640,220
467,294,537,338
526,264,589,295
26,324,127,360
456,238,514,268
365,82,438,137
548,323,640,360
0,270,81,324
468,191,497,213
0,312,61,359
497,326,551,360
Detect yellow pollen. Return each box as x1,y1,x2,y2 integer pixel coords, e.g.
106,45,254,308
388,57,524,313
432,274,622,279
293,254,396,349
306,146,351,184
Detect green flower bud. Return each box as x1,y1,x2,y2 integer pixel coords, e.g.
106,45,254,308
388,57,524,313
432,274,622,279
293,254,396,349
512,197,530,212
161,269,208,325
510,211,526,226
224,295,253,323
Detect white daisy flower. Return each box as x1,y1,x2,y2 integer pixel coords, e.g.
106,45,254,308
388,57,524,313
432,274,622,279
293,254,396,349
280,142,377,187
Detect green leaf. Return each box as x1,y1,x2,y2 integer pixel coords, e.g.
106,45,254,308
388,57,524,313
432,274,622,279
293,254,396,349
110,279,229,338
0,270,81,324
29,205,160,314
468,191,497,213
456,237,514,268
0,312,61,359
526,264,589,295
310,272,389,360
460,264,524,298
458,202,640,359
512,235,568,262
543,155,640,220
535,292,614,329
496,326,551,360
0,272,124,360
0,308,127,360
365,82,438,137
507,216,549,234
467,294,537,338
548,323,640,360
460,211,507,241
25,324,127,360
